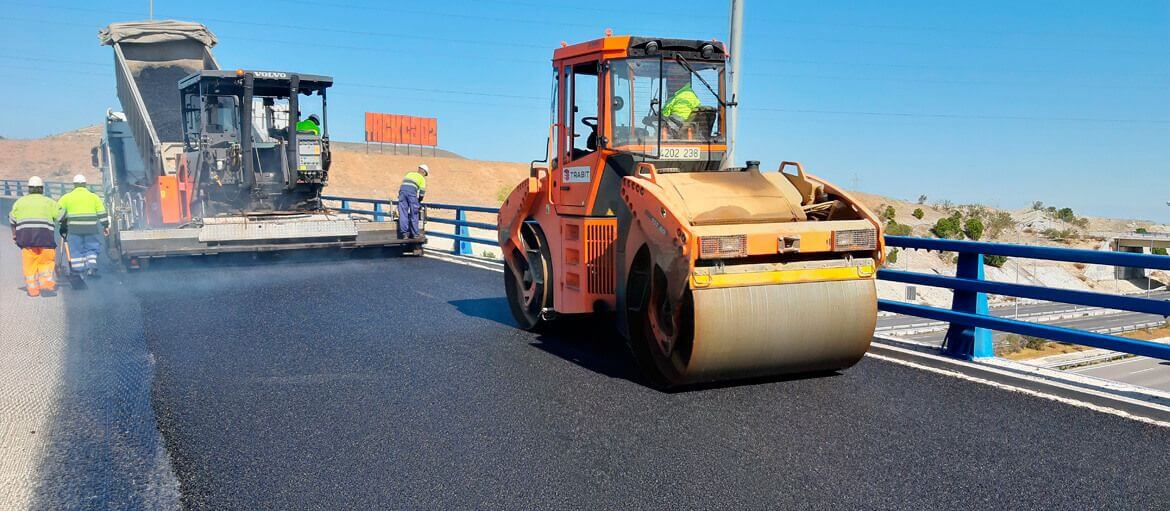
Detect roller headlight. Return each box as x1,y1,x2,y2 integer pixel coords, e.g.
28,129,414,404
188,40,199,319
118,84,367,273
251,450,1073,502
699,234,747,259
833,229,877,251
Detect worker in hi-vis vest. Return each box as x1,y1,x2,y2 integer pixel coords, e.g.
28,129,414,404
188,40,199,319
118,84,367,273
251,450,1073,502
296,114,322,136
57,174,109,278
397,164,427,242
9,176,67,297
660,68,701,128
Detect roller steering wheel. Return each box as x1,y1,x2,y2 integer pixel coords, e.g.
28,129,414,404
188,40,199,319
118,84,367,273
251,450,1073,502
581,116,598,130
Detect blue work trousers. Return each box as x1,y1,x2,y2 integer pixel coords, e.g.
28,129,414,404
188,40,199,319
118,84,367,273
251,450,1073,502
66,234,102,272
397,191,421,239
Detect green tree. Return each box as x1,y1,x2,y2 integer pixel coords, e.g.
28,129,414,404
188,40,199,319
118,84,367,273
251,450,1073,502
917,194,928,205
984,254,1008,268
1136,227,1149,234
963,217,985,241
1031,201,1044,211
886,222,912,236
883,205,897,222
1055,207,1077,223
912,208,925,220
1154,247,1168,256
886,248,899,264
931,212,964,239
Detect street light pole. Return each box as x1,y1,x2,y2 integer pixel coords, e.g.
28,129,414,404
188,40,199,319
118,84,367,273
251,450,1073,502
721,0,743,170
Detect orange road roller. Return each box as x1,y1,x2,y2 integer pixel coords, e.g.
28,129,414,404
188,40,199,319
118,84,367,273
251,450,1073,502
498,35,884,388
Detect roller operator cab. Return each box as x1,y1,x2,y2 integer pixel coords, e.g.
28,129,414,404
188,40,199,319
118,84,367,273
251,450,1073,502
498,35,886,388
176,70,333,220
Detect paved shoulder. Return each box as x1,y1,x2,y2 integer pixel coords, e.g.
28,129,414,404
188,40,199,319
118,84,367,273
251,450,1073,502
0,230,179,510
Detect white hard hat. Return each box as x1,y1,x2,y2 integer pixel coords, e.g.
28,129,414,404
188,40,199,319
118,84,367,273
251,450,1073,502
417,164,429,176
27,176,44,187
73,174,87,184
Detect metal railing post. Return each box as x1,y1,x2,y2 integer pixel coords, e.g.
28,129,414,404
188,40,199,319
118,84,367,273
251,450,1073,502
455,208,471,256
374,202,384,222
942,251,994,359
340,199,350,211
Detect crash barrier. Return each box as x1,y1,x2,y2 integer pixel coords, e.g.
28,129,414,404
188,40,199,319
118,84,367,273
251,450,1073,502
880,236,1170,361
320,195,498,256
0,179,96,199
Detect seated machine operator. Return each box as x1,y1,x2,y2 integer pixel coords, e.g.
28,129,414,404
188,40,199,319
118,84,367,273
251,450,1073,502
296,114,322,135
660,67,701,129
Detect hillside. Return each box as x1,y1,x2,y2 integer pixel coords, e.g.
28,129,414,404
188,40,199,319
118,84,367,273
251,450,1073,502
327,151,527,207
0,126,103,182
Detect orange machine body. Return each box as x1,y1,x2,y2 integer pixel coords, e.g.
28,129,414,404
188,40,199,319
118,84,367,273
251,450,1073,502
144,155,195,227
499,34,883,319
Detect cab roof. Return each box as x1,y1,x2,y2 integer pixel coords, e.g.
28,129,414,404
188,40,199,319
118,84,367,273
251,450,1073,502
553,35,726,62
178,70,332,97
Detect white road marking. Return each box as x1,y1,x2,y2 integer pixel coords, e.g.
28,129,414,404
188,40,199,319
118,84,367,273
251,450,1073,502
1130,367,1158,375
865,349,1170,429
422,250,504,273
1070,357,1144,373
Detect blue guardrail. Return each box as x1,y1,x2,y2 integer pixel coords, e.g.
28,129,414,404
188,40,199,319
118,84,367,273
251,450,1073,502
881,236,1170,362
11,180,1169,365
321,195,499,257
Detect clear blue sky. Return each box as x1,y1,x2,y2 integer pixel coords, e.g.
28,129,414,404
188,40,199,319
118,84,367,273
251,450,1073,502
1,0,1167,221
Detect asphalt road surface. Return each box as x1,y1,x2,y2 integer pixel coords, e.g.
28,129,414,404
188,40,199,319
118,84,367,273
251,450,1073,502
71,252,1167,509
1074,357,1170,391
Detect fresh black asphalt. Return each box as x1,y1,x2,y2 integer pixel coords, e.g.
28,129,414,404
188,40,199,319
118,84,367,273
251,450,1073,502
44,252,1170,509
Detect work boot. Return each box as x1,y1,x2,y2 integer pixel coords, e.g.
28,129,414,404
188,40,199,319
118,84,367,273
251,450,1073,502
87,268,99,278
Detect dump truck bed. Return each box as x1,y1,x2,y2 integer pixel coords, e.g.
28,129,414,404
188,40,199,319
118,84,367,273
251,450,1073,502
101,21,218,176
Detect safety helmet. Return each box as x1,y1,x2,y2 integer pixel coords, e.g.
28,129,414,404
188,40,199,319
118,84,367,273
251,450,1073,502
27,176,44,188
73,174,88,185
308,114,321,125
417,164,429,176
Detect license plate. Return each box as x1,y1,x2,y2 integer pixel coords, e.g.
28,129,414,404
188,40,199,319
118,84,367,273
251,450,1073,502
659,146,701,160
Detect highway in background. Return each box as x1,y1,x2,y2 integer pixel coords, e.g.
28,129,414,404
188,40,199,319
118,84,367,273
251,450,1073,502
877,290,1170,332
66,252,1166,509
879,290,1170,391
1074,358,1170,390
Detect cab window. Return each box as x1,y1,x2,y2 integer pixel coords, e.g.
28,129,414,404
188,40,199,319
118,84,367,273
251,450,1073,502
567,62,599,161
204,95,239,134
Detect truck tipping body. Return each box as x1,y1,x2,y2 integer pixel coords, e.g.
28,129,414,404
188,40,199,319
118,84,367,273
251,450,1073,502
100,20,218,178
